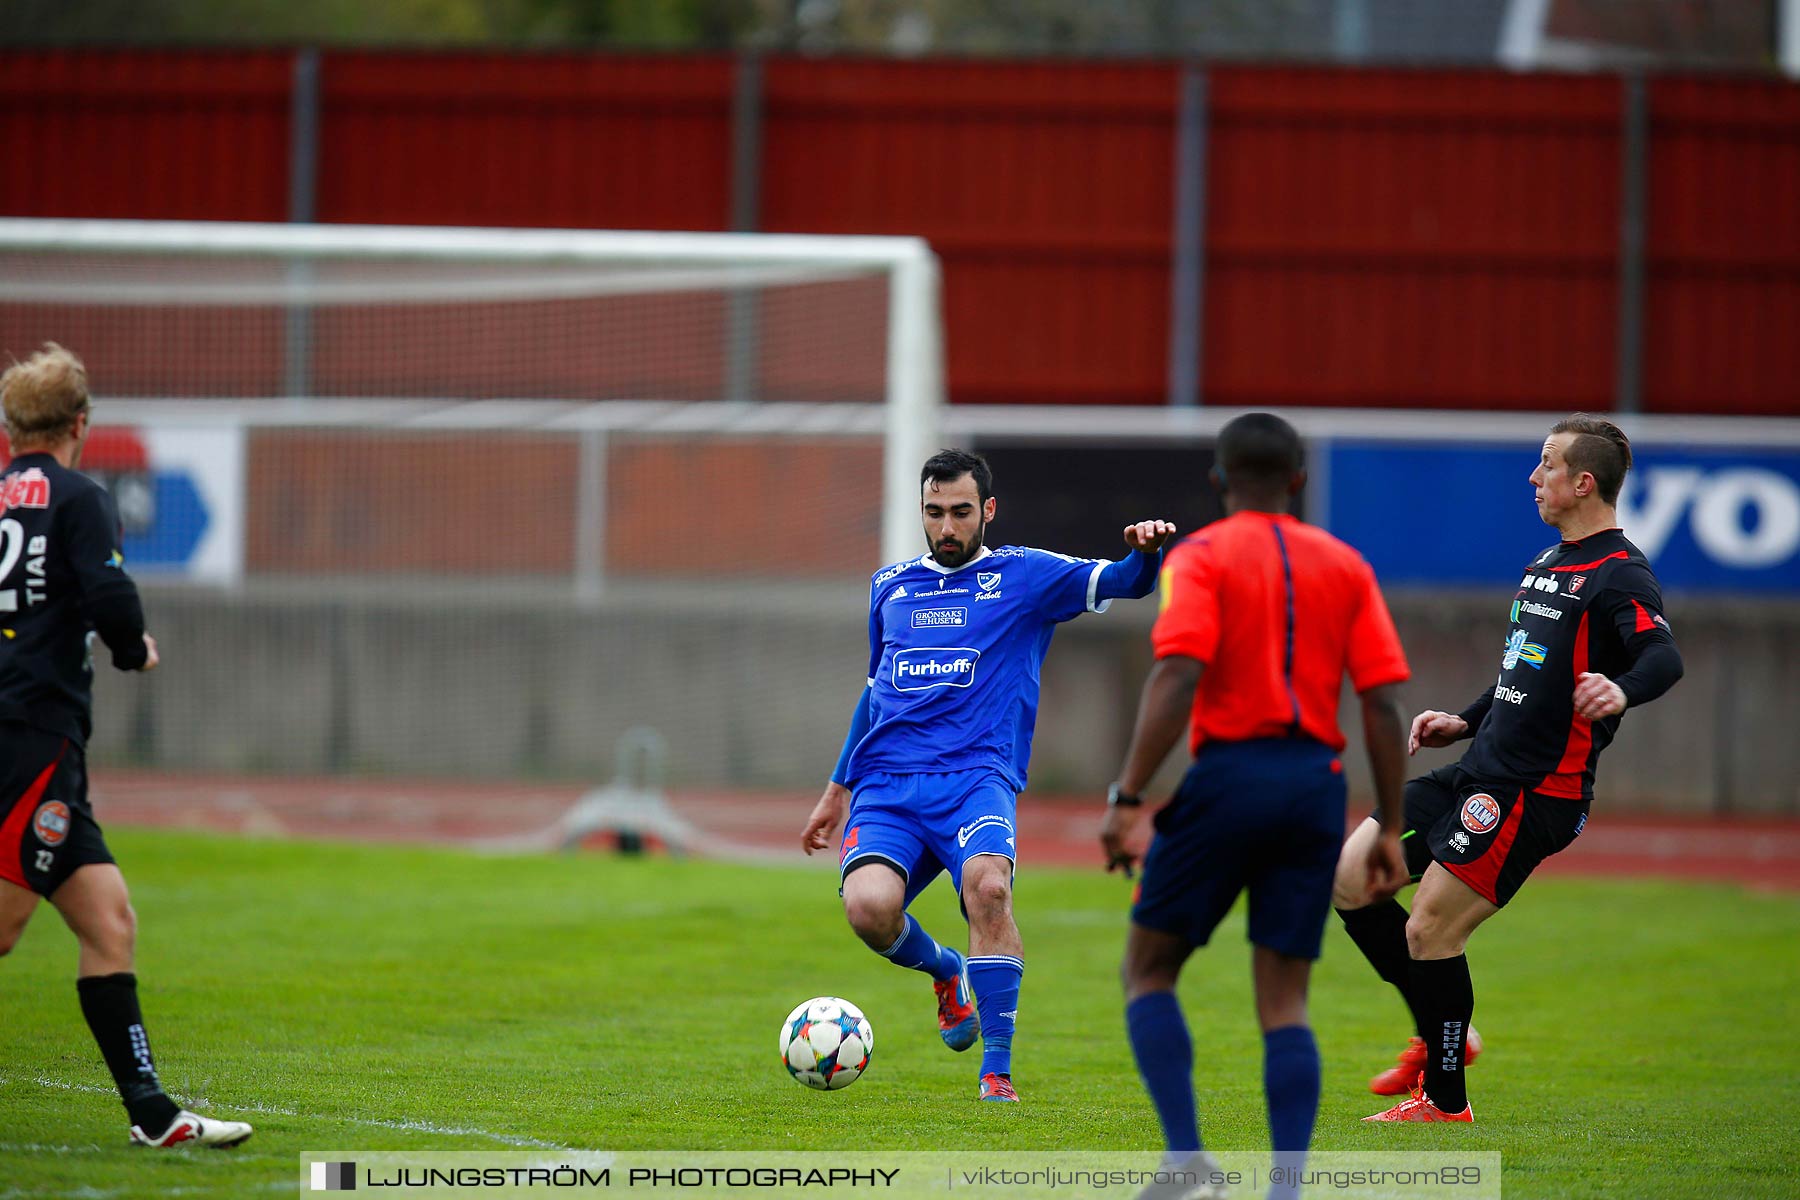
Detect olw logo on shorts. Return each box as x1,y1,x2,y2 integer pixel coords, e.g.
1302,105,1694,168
1460,793,1501,836
32,800,70,847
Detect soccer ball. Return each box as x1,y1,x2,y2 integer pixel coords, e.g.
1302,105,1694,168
779,996,873,1091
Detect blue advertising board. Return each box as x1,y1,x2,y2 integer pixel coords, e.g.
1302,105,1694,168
86,426,243,585
1325,440,1800,594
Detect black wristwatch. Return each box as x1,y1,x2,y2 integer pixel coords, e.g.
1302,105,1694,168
1106,783,1143,809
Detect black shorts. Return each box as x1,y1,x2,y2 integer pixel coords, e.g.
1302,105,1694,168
1381,763,1587,908
0,723,113,896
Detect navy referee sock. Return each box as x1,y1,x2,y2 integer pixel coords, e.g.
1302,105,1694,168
1263,1024,1319,1200
1126,991,1200,1155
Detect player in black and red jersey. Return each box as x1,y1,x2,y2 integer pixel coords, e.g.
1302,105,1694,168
0,344,252,1148
1332,414,1683,1123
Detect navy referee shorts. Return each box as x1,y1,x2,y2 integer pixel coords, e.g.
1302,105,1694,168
1131,737,1348,960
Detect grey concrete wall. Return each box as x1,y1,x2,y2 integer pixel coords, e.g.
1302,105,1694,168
89,585,1799,816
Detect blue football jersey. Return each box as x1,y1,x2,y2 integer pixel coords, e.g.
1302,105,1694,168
846,545,1118,791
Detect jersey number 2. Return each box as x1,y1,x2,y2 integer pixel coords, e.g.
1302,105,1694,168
0,517,22,611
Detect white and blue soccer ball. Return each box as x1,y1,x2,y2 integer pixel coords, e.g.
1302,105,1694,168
780,996,873,1091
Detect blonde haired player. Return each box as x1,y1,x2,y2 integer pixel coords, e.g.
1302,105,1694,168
0,344,252,1148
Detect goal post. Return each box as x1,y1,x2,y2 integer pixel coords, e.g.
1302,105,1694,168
0,217,943,569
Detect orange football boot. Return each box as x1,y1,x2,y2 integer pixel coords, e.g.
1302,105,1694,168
1363,1074,1473,1123
1370,1027,1483,1095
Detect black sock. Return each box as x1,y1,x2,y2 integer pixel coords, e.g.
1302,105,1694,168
1407,955,1473,1113
76,972,181,1133
1337,900,1428,1036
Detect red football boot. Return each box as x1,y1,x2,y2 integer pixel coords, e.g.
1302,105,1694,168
977,1072,1018,1102
935,960,980,1052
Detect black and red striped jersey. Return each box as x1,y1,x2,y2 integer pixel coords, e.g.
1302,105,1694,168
1455,528,1683,802
0,452,148,745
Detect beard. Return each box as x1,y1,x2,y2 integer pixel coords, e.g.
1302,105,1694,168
929,520,986,569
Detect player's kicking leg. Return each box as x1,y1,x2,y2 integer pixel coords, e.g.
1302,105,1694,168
839,858,976,1050
837,784,978,1053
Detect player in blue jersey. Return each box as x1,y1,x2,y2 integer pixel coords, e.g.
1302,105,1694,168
801,448,1175,1102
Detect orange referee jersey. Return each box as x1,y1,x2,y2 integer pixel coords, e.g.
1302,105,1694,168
1152,511,1409,754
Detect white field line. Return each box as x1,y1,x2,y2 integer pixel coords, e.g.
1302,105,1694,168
1,1186,290,1199
5,1076,567,1150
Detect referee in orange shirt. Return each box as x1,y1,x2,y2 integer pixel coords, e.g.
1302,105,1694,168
1101,413,1410,1195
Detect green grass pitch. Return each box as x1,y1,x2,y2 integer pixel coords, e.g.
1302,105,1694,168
2,828,1796,1198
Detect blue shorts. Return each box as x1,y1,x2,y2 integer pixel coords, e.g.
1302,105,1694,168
1131,738,1347,960
839,769,1017,908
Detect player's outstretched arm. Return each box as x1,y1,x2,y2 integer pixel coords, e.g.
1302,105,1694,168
801,782,850,856
1407,709,1468,755
1093,520,1178,604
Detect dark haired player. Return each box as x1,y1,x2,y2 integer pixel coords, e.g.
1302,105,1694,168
1336,413,1684,1122
1100,413,1411,1195
802,448,1175,1103
0,343,253,1148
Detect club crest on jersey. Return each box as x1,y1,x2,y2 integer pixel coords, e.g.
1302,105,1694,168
977,572,1002,593
893,647,980,691
1568,574,1587,594
32,799,70,846
1,467,50,511
1459,793,1501,836
1502,629,1548,670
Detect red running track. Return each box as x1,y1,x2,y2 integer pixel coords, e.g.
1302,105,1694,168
88,769,1800,893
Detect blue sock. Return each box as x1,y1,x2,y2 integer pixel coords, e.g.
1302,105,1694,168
967,955,1023,1078
1262,1024,1319,1200
878,914,960,983
1125,991,1200,1154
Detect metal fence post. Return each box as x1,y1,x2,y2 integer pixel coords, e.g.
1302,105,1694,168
726,53,764,405
1614,73,1649,415
1166,64,1207,408
284,47,321,402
